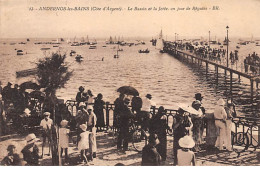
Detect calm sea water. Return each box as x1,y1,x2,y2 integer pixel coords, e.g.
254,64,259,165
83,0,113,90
0,38,259,117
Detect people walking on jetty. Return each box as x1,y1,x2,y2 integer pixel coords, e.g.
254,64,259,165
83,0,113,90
117,98,134,153
172,107,193,165
59,120,70,164
149,106,167,161
78,124,90,165
177,135,196,166
214,99,230,151
76,86,85,106
114,93,125,128
1,143,22,166
131,94,142,120
40,112,53,157
140,94,156,132
21,133,40,166
141,133,161,166
86,105,97,160
94,93,105,131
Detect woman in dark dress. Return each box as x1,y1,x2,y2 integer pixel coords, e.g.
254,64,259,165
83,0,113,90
149,106,168,161
94,93,105,131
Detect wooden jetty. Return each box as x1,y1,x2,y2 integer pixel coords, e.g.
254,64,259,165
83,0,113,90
164,41,260,103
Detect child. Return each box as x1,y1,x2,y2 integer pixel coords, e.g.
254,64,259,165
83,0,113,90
78,124,90,165
177,135,196,166
59,120,70,164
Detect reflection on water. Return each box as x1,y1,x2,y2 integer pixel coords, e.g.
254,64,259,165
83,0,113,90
0,38,259,117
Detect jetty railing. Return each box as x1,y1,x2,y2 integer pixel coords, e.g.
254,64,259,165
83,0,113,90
64,100,260,151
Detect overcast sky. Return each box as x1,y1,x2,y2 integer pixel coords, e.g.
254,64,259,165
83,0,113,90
0,0,260,39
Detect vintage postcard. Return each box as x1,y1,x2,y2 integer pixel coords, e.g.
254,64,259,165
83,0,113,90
0,0,260,166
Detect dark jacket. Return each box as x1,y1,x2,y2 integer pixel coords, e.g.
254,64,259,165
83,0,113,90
142,144,161,166
21,144,40,166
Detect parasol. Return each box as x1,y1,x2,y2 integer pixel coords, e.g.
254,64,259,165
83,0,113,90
117,86,139,96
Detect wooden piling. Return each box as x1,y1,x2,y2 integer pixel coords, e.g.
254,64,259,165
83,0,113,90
250,79,254,103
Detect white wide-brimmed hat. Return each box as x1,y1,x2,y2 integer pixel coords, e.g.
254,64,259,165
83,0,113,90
26,133,39,144
44,112,51,116
179,135,195,148
217,99,225,106
178,103,202,116
79,124,87,131
60,120,68,127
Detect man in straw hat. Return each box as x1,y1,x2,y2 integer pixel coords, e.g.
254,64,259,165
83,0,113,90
21,133,40,165
214,98,230,151
141,133,161,166
177,135,196,166
40,112,53,157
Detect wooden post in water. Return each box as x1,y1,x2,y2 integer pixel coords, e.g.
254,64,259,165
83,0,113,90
206,62,208,76
216,66,219,85
250,79,254,103
230,71,233,95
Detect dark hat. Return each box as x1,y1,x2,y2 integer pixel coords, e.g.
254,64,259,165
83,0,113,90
146,94,152,99
7,82,12,86
79,86,84,92
7,144,16,151
195,93,203,100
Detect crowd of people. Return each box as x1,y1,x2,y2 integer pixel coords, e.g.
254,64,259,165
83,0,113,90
243,52,260,74
1,83,238,166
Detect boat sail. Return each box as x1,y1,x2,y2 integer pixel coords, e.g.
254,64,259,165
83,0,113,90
156,29,164,52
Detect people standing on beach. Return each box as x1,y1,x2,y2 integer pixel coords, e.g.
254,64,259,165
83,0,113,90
1,143,22,166
114,93,125,128
149,106,168,161
21,133,40,166
177,135,196,166
172,107,193,166
141,133,161,166
94,93,105,131
86,105,97,160
214,99,230,151
131,94,143,121
191,100,204,151
78,124,90,165
87,90,95,105
59,120,70,164
40,112,53,157
76,86,85,106
2,82,12,105
117,98,134,153
141,94,156,132
224,99,236,151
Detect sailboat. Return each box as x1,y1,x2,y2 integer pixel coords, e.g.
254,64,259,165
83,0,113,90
156,29,165,53
114,44,119,58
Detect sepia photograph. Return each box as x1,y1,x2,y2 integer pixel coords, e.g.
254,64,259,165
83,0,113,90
0,0,260,166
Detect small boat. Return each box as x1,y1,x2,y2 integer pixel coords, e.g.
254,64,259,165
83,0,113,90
236,46,240,49
102,45,107,47
17,50,24,55
70,50,76,56
53,45,59,47
139,49,150,53
40,48,50,50
10,43,16,45
19,42,26,44
75,54,83,62
89,45,97,49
